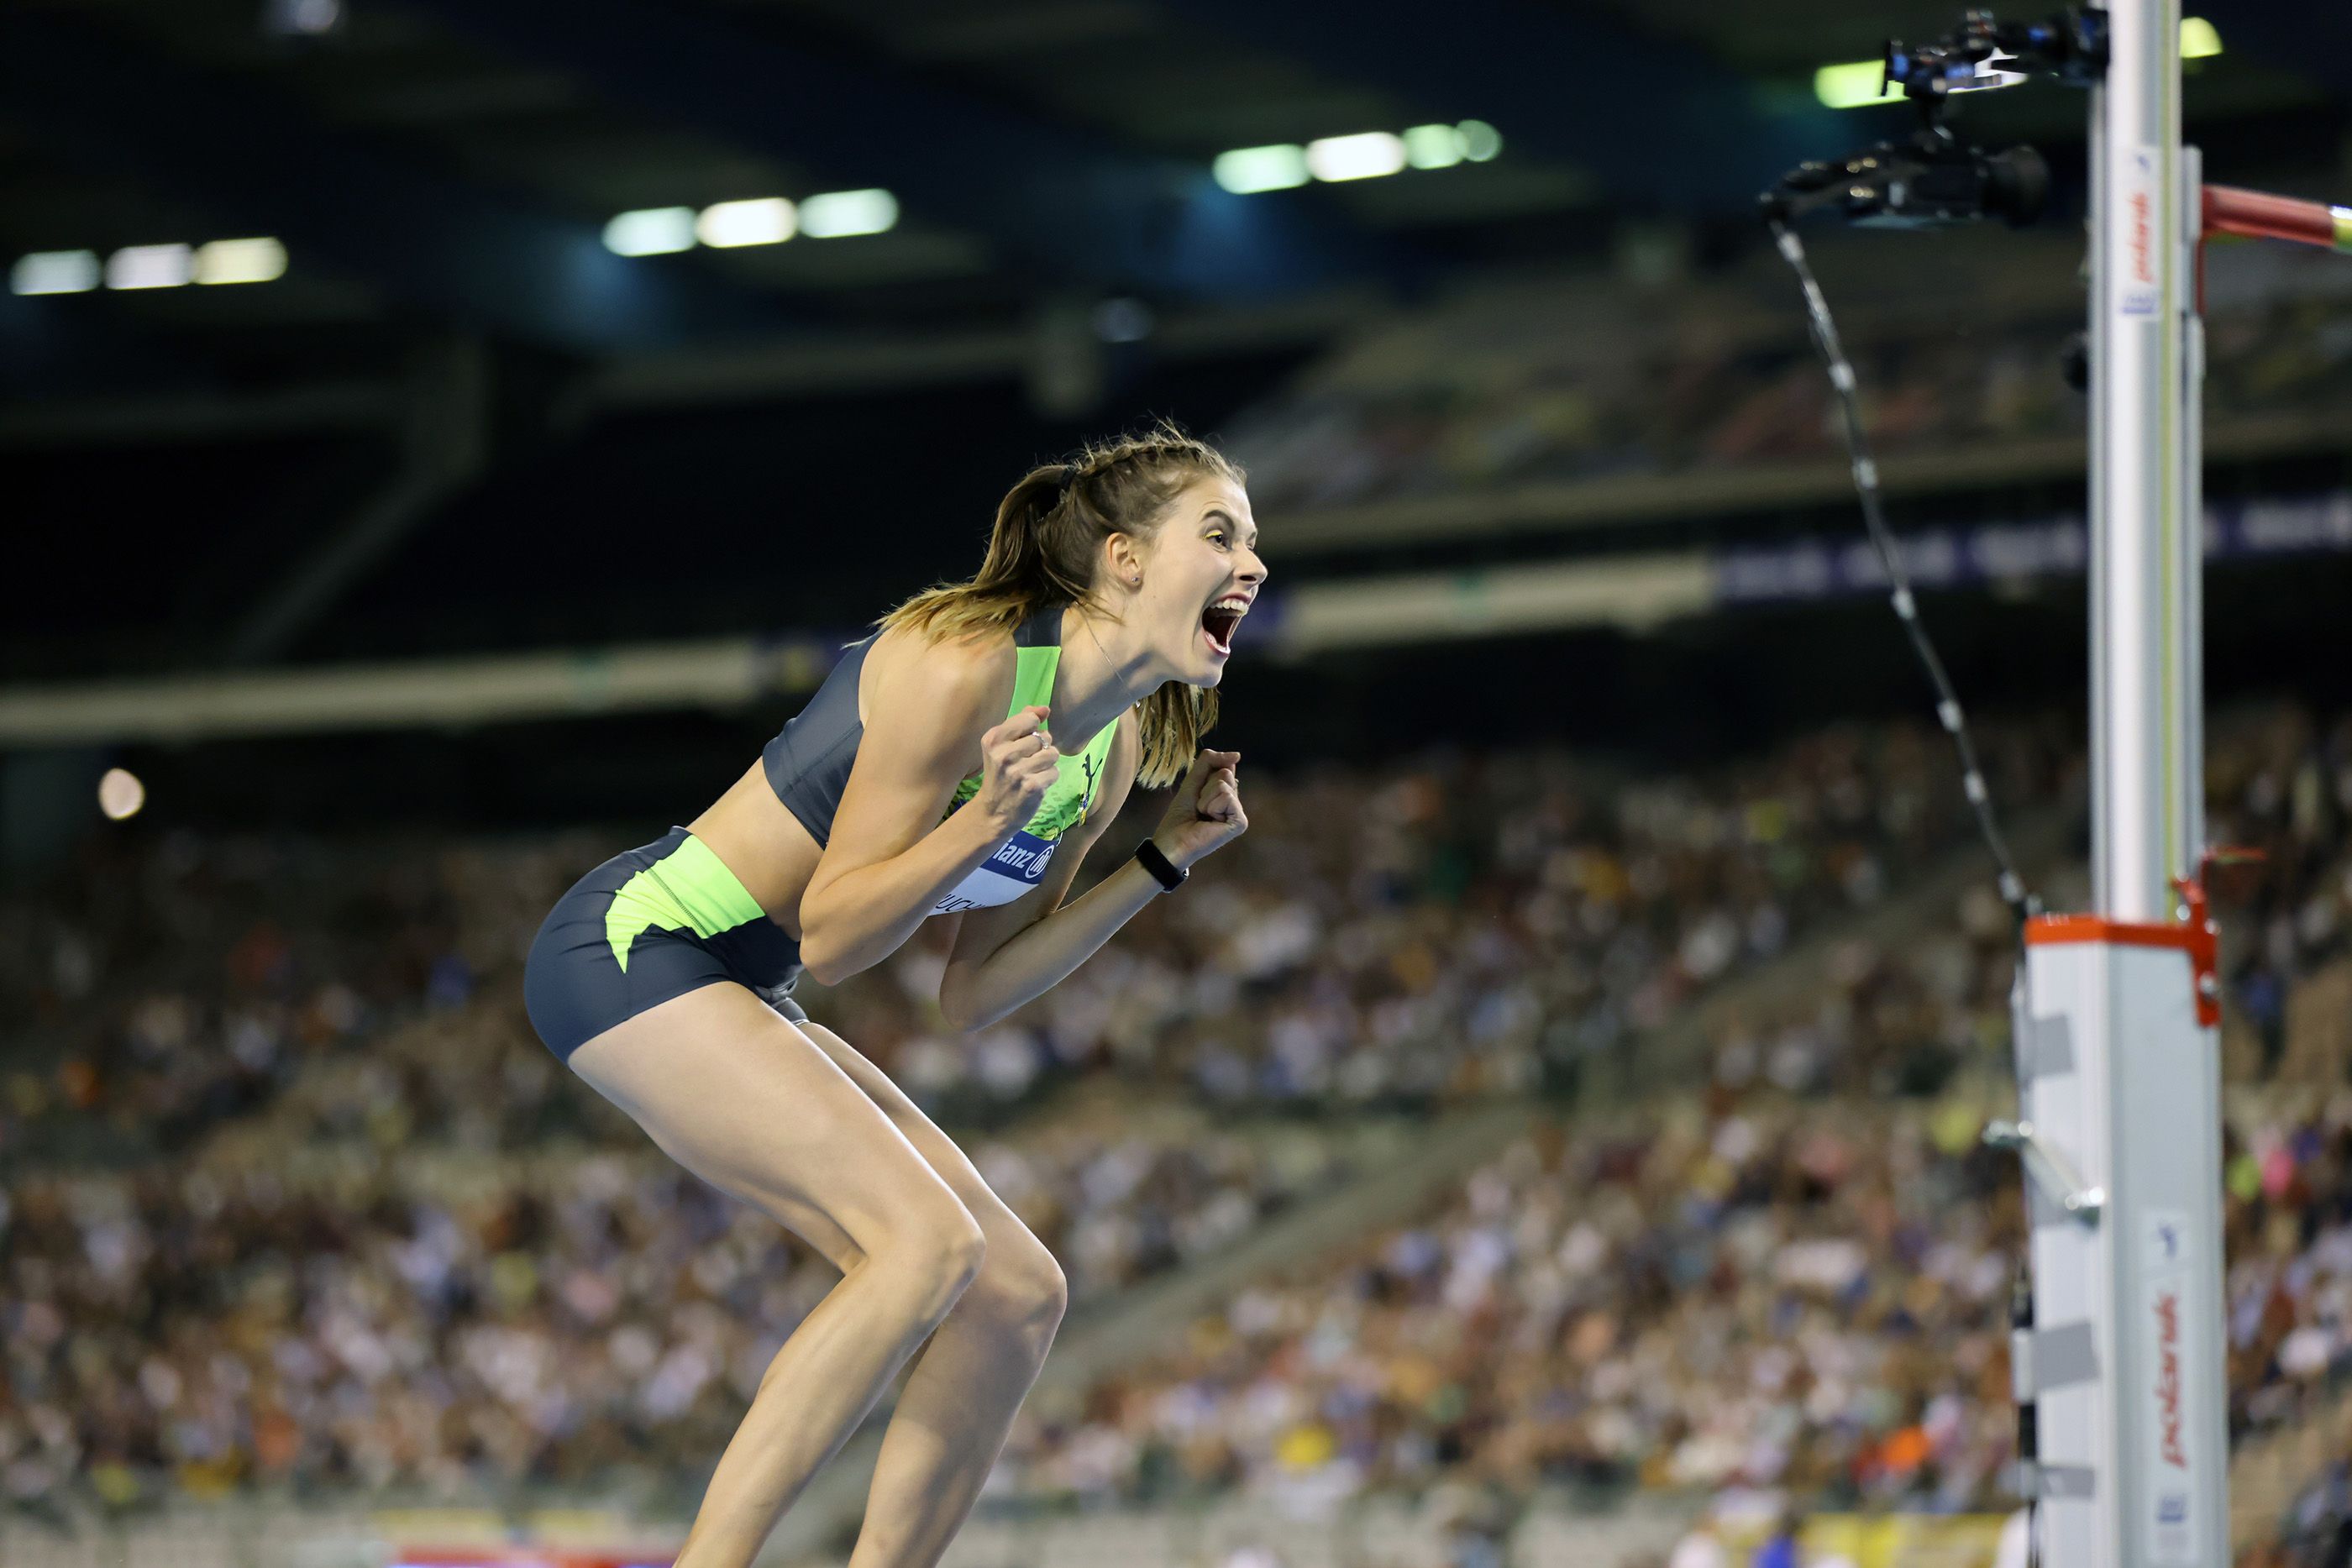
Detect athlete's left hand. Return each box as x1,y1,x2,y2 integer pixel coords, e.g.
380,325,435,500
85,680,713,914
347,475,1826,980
1153,749,1247,869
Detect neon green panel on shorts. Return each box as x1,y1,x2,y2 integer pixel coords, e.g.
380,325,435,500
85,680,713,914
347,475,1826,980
606,834,767,972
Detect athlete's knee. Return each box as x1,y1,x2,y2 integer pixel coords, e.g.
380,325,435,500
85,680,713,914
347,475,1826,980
867,1194,988,1324
962,1228,1068,1358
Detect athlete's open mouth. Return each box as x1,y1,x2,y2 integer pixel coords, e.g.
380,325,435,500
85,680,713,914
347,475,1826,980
1201,595,1248,656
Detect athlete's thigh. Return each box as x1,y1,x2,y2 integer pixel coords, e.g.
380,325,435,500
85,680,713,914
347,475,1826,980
792,1020,1037,1245
568,982,969,1273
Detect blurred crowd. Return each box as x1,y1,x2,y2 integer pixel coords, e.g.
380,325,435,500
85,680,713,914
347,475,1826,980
995,1073,2352,1518
0,1098,1357,1510
0,830,590,1160
983,702,2352,1523
0,710,2064,1513
14,700,2352,1524
2207,708,2352,1088
998,1088,2030,1512
1228,250,2352,517
2249,1459,2352,1568
0,711,2069,1162
1691,703,2352,1104
820,715,2068,1120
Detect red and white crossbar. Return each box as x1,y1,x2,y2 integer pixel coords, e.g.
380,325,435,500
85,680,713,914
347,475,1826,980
2202,185,2352,252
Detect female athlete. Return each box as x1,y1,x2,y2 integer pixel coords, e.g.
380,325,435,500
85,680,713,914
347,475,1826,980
522,424,1263,1567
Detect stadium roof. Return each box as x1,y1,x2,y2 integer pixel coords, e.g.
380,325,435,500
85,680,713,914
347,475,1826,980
3,0,2337,376
2,0,2345,683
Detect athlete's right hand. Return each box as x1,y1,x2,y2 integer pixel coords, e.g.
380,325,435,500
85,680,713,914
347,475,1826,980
974,705,1059,833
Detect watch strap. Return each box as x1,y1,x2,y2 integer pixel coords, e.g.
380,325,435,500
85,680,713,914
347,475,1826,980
1135,839,1188,892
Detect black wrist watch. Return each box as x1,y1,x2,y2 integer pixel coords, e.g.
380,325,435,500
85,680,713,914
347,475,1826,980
1135,839,1188,892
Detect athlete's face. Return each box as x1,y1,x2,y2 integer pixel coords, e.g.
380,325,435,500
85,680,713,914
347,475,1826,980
1133,475,1265,687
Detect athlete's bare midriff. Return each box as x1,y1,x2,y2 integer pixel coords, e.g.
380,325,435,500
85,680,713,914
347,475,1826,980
687,762,825,941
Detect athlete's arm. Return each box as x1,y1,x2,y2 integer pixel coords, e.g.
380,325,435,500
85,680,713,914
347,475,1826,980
797,632,1060,987
936,714,1144,1031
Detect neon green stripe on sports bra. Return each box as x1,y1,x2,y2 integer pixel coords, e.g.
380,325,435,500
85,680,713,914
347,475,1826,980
945,641,1119,842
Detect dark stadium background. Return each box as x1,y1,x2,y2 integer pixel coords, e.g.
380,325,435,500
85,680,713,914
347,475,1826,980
5,0,2348,844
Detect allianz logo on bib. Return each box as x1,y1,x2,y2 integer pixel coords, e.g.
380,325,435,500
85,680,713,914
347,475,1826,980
932,832,1062,915
989,831,1058,882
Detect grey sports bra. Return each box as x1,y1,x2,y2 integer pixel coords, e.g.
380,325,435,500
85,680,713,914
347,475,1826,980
762,606,1121,915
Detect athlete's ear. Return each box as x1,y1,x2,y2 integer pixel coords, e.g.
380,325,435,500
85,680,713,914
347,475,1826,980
1101,530,1147,592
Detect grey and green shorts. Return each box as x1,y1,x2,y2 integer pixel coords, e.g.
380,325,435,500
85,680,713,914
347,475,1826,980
524,826,806,1064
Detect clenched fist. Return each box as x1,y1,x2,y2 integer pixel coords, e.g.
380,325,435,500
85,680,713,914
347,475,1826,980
1152,748,1247,869
974,705,1060,834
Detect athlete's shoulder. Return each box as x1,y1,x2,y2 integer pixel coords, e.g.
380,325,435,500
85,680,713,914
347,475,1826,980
864,618,1019,721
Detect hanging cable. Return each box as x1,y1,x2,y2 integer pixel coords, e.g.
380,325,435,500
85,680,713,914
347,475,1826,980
1768,216,2051,1565
1766,218,2043,927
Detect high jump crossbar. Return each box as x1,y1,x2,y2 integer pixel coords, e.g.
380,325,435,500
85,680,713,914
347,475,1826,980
2200,186,2352,254
2195,185,2352,316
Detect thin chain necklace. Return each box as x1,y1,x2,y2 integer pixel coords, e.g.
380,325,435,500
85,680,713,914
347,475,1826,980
1066,601,1131,731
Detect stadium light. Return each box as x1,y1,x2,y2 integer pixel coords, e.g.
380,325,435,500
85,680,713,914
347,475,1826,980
1814,60,1903,108
264,0,343,35
9,249,100,296
603,207,697,257
106,244,194,291
1213,144,1310,195
696,197,796,248
1218,122,1499,193
797,189,899,239
1404,124,1464,170
194,238,286,286
1307,132,1408,182
97,768,144,821
1456,120,1503,162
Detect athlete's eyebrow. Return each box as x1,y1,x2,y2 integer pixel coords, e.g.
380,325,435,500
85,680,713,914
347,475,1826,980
1204,508,1259,548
